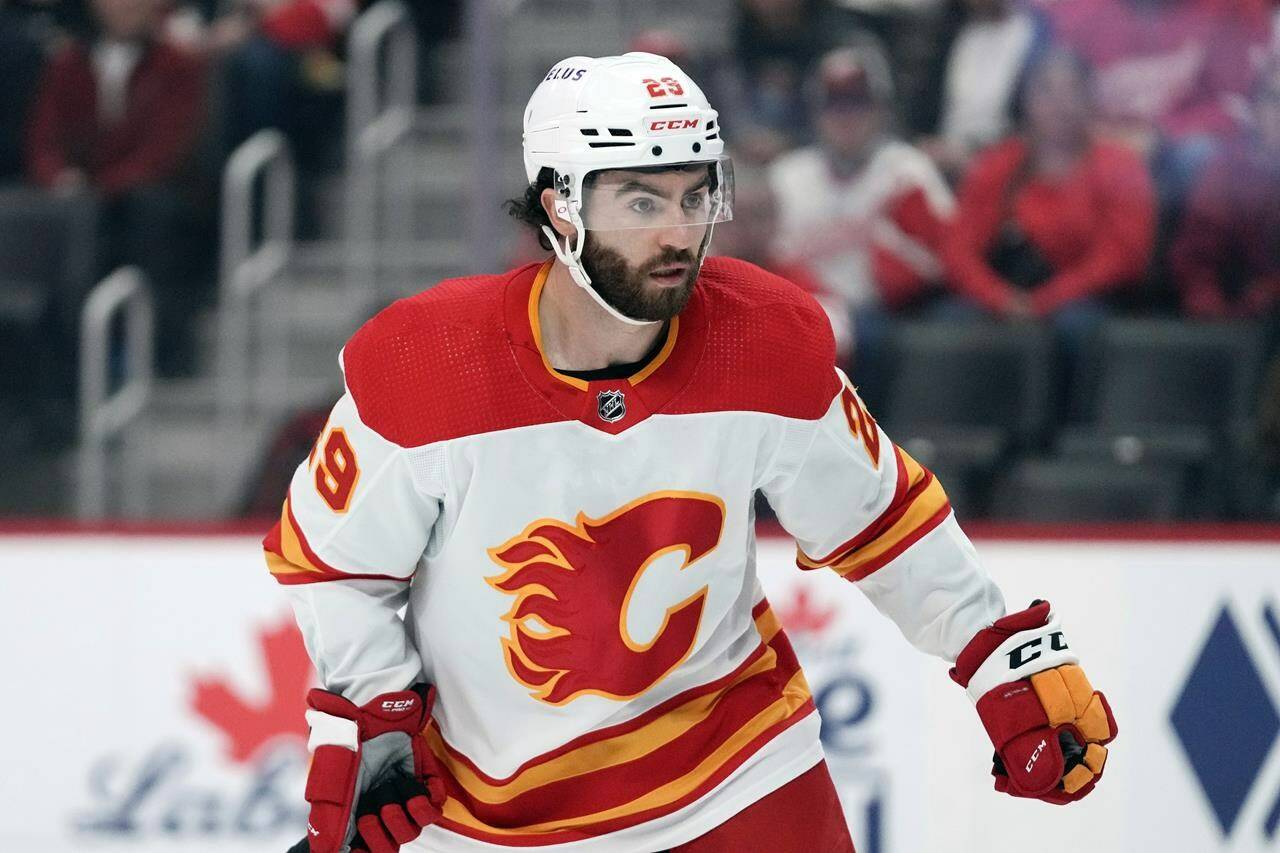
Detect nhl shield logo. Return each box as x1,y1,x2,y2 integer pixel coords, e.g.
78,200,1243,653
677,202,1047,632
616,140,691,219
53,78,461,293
597,390,626,423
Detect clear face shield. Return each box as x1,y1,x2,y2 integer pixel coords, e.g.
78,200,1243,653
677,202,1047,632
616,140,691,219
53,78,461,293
574,156,734,235
540,156,733,326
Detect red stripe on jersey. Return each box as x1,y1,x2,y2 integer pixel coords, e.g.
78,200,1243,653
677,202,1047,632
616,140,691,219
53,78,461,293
436,642,773,787
800,443,914,565
837,499,953,583
795,444,953,582
263,496,407,585
269,567,409,585
434,705,815,846
424,603,814,843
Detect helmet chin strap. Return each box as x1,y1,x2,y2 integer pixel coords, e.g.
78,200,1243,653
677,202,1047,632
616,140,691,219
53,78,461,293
693,221,716,278
541,209,661,328
540,205,718,328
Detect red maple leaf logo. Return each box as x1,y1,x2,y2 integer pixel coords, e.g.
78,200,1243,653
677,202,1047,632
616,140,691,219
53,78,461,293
190,616,314,764
775,587,837,638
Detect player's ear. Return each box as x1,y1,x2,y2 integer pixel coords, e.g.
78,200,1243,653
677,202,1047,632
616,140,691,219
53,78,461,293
539,187,577,240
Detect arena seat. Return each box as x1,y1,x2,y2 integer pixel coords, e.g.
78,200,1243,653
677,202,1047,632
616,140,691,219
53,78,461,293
0,186,99,330
0,186,99,444
879,320,1055,515
1055,319,1267,516
989,458,1186,522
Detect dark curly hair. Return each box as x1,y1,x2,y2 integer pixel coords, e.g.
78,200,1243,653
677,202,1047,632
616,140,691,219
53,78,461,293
504,167,558,250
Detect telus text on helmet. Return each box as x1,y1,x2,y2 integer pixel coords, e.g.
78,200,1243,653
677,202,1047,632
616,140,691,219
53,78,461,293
544,66,587,82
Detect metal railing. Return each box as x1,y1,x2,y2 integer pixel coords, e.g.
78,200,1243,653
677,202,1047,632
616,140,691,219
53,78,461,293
465,0,502,275
346,0,418,301
77,267,154,520
347,0,417,152
217,128,296,502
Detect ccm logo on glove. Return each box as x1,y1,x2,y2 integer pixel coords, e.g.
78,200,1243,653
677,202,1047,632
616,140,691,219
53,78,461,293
381,698,417,713
1026,739,1047,773
296,684,445,853
1007,631,1068,669
951,601,1117,805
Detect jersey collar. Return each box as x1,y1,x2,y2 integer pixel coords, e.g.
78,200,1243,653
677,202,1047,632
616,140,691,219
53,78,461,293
505,259,705,434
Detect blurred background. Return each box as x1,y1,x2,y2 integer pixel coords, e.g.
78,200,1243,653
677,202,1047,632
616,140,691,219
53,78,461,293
4,4,1280,851
2,0,1280,526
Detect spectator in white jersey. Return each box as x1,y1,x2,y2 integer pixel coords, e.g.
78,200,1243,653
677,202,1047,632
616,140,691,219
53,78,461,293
712,167,853,360
923,0,1046,179
768,43,953,391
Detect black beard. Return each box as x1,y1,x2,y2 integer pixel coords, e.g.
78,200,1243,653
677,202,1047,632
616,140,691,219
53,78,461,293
579,236,700,322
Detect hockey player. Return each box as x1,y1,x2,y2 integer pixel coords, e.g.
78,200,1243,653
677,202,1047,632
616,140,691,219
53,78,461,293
268,53,1116,853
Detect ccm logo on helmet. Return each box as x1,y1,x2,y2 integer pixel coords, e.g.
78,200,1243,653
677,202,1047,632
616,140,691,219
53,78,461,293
649,118,700,132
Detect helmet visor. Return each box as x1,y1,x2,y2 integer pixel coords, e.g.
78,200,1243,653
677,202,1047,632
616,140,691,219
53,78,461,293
577,156,734,232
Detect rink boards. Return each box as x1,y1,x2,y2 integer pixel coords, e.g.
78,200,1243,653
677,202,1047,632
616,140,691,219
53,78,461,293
1,526,1278,853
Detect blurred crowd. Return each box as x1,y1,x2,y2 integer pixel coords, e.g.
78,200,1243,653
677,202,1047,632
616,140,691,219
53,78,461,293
2,0,1280,518
693,0,1280,356
698,0,1280,519
0,0,453,448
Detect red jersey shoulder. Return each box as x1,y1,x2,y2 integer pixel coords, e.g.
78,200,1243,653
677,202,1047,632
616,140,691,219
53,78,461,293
698,256,829,313
341,264,560,447
670,256,839,420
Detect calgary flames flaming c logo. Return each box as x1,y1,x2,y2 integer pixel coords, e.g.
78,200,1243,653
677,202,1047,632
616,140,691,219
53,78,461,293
486,491,726,705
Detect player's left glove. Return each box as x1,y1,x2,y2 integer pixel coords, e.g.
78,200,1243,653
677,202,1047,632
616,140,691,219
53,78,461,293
950,600,1117,804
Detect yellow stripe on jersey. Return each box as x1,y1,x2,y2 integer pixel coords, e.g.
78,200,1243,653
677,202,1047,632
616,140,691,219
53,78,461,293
828,477,949,579
424,604,812,839
754,600,784,645
796,445,951,581
424,644,780,805
437,668,812,836
264,496,329,579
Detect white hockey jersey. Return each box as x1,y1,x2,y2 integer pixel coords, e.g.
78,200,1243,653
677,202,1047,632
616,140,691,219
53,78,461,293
769,140,954,311
265,257,1004,851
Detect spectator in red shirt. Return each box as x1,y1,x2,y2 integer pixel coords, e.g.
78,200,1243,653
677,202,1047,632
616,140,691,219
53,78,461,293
942,48,1156,337
27,0,206,196
26,0,209,375
1171,59,1280,321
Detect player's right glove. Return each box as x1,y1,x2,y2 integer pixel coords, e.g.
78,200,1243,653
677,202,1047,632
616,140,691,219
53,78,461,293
295,683,445,853
950,600,1117,804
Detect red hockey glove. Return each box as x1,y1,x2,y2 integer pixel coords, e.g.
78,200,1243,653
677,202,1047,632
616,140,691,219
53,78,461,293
950,601,1117,804
348,768,442,853
297,683,445,853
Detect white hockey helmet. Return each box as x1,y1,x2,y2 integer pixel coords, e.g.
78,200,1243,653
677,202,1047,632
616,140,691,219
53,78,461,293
521,52,733,325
